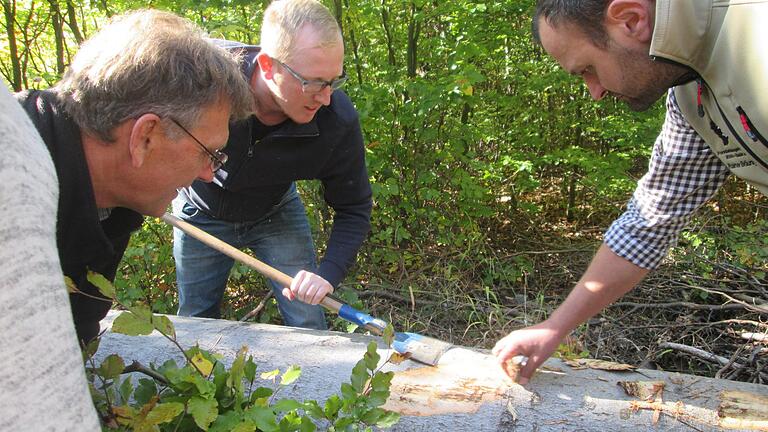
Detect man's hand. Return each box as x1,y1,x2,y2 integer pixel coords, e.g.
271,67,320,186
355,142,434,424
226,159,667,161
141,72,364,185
493,245,650,385
283,270,333,305
492,321,566,385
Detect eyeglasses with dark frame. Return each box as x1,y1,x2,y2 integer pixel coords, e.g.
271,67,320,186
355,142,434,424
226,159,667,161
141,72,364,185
273,58,348,93
168,117,228,173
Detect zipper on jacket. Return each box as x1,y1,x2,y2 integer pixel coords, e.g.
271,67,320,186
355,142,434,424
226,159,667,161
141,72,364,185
710,93,768,170
696,78,705,118
709,120,729,146
736,106,765,145
248,142,255,158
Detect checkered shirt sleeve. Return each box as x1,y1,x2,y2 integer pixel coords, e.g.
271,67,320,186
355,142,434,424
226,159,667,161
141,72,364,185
603,88,731,269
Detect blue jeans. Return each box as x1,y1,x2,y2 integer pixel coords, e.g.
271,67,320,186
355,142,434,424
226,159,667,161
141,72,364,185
172,184,327,330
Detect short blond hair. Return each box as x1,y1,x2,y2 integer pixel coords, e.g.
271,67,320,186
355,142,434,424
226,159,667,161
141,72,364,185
260,0,342,63
56,9,253,142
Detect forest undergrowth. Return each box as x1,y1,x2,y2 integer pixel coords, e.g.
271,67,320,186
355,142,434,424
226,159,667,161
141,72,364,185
116,178,767,385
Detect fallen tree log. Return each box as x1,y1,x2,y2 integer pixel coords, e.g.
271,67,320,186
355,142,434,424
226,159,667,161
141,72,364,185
97,311,768,431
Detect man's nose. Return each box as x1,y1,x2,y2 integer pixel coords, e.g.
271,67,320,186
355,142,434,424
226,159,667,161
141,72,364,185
584,75,607,100
314,86,333,106
197,164,215,183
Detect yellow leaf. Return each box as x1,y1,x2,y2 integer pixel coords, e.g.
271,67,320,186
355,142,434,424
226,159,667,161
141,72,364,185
191,353,213,376
260,368,280,380
64,276,78,293
387,351,411,365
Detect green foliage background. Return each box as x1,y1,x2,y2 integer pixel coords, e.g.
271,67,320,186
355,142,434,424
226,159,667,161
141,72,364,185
4,0,766,370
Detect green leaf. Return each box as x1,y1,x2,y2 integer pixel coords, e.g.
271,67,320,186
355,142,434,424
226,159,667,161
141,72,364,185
244,405,278,432
272,398,302,412
299,415,316,432
360,407,385,424
369,371,393,392
280,365,301,386
333,416,355,430
250,386,274,400
363,342,380,371
87,271,115,299
243,356,257,382
382,324,395,346
145,402,184,425
82,337,100,362
188,396,218,430
303,400,323,419
340,383,357,401
98,354,125,380
129,303,154,322
209,411,247,432
323,395,342,418
231,421,258,432
367,390,390,407
375,411,400,427
349,360,368,393
112,311,154,336
118,376,134,403
152,314,175,339
134,379,158,405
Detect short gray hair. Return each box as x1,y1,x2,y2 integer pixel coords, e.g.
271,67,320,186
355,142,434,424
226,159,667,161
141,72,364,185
260,0,342,63
56,9,253,142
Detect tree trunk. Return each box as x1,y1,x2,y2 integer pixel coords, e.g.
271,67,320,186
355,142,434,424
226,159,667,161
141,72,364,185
2,0,22,90
98,311,768,432
331,0,342,36
48,0,66,75
379,0,396,67
64,0,83,43
342,0,363,85
405,0,419,78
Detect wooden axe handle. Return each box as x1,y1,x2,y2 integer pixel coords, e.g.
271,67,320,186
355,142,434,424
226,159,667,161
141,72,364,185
161,213,344,314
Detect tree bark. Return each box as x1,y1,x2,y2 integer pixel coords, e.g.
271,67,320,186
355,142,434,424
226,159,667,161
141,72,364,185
380,0,396,67
47,0,65,75
2,0,22,90
64,0,83,43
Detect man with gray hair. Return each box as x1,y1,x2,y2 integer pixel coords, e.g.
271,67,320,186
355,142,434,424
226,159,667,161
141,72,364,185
172,0,372,329
17,9,253,342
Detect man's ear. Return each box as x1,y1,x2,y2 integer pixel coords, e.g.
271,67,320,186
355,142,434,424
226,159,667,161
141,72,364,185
128,114,162,168
605,0,654,43
256,52,275,80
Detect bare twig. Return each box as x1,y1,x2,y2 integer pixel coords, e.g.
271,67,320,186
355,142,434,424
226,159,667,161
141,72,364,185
240,290,274,322
658,342,768,382
658,342,738,368
740,332,768,343
123,360,168,385
612,301,749,312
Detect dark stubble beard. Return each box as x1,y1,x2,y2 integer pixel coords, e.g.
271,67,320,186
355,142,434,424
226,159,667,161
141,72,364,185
613,45,692,112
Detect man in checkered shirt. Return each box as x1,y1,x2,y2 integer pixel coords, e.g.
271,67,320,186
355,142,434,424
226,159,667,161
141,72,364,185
493,0,768,384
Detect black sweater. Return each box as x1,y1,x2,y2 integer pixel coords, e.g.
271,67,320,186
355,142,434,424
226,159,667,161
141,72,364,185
179,44,372,287
18,90,143,342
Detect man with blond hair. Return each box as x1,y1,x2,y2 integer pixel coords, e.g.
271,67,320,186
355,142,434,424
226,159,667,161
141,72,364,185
17,9,253,343
173,0,372,329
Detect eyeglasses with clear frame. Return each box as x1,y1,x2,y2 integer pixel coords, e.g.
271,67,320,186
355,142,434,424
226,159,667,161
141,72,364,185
168,117,228,173
274,58,348,93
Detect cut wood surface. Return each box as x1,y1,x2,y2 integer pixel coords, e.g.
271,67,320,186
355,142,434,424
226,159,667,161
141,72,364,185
97,311,768,431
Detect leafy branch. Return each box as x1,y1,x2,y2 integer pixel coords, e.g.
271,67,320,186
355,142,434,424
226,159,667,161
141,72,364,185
78,271,400,431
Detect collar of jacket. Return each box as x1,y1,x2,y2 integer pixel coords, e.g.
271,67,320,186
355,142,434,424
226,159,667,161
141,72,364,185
649,0,715,73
